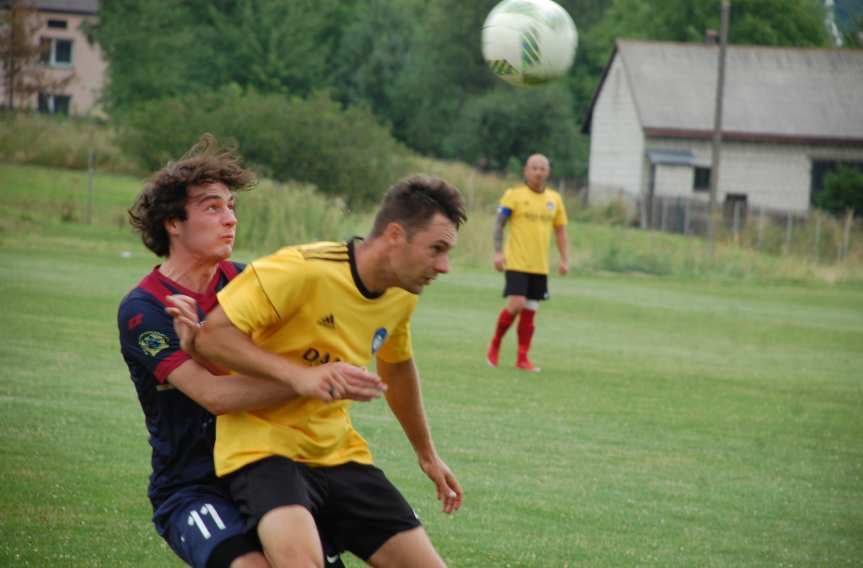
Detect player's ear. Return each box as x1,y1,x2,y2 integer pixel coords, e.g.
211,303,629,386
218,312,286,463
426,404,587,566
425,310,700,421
383,221,406,244
164,217,180,236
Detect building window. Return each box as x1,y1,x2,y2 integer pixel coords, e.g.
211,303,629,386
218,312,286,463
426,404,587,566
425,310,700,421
38,93,71,115
693,166,711,192
39,37,74,66
47,19,68,29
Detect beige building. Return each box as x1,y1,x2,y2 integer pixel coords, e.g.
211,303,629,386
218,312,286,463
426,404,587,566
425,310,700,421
582,40,863,225
1,0,105,116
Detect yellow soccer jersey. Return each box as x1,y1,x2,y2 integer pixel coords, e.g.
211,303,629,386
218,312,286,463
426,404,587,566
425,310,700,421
214,240,418,475
499,184,567,275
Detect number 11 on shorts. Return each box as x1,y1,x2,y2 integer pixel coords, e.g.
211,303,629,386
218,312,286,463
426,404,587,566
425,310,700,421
187,503,227,539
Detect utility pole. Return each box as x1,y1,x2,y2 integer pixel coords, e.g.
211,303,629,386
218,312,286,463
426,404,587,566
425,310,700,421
708,0,730,254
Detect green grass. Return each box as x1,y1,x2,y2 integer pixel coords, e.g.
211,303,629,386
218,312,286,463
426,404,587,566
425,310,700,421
2,239,862,566
2,162,862,566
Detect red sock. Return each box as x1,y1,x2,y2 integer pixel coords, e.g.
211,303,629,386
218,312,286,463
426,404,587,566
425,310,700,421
517,308,536,360
491,308,516,347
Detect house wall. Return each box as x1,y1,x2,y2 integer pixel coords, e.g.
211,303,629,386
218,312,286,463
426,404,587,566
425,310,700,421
654,163,694,197
646,137,863,213
0,8,106,116
587,54,644,207
34,11,106,116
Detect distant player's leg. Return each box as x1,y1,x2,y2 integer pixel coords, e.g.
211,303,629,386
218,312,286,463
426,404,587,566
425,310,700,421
515,300,540,372
161,490,266,568
488,271,527,367
516,273,548,372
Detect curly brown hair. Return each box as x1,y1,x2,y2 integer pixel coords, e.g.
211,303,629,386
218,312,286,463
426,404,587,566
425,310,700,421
128,134,256,257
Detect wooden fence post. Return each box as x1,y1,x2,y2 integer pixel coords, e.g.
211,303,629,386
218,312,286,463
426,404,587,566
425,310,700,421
842,209,854,260
757,206,766,251
732,200,741,244
813,212,821,263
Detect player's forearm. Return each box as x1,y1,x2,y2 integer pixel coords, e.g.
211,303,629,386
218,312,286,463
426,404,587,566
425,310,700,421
555,226,570,263
380,359,439,461
207,374,299,414
493,214,507,253
195,324,307,388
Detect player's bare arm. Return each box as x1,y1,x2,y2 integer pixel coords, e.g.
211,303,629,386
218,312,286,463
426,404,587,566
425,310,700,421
554,224,570,275
194,304,387,403
493,212,508,272
377,357,463,514
167,360,300,415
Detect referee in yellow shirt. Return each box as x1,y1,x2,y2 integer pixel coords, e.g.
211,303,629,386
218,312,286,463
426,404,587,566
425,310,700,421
486,154,570,372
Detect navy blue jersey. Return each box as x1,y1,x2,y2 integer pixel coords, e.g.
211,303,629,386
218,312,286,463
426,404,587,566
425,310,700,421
117,261,244,524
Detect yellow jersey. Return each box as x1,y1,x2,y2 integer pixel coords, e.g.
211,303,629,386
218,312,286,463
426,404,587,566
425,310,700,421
214,240,417,475
499,184,567,275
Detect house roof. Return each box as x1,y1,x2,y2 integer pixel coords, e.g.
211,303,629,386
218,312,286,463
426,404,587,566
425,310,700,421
582,39,863,145
646,149,696,166
3,0,100,15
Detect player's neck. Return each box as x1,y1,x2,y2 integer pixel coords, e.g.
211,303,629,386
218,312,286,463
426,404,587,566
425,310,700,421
158,253,220,294
353,238,392,294
526,182,545,193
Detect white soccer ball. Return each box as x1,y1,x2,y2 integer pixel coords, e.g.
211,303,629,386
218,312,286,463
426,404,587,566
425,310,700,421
482,0,578,87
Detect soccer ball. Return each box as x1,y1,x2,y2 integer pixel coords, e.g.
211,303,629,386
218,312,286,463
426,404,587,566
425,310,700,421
482,0,578,87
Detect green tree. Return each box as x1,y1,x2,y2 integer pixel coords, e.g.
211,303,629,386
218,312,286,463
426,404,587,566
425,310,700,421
204,0,343,95
118,86,410,205
89,0,203,112
330,0,423,123
815,165,863,215
90,0,350,112
444,84,582,179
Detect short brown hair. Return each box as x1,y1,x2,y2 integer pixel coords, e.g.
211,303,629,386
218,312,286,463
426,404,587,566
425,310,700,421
128,134,255,257
370,175,467,238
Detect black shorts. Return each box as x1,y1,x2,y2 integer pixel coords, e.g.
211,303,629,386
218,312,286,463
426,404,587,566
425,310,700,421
504,270,549,301
228,456,421,561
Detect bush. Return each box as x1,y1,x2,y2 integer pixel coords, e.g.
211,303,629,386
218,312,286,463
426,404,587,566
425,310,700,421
117,86,412,205
0,111,139,174
815,164,863,215
442,84,584,179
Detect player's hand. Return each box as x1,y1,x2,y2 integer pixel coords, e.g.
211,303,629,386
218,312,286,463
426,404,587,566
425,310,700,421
493,251,506,272
558,258,570,276
165,294,201,356
298,362,387,403
419,455,463,514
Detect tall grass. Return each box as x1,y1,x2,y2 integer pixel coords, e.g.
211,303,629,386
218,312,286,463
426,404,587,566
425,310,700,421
0,112,140,174
2,113,861,285
235,179,373,257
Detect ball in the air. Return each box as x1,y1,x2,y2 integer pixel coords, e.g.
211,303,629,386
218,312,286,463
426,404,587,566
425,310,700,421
482,0,578,86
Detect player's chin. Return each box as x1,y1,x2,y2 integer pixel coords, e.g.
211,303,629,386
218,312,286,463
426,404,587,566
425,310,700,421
215,244,233,259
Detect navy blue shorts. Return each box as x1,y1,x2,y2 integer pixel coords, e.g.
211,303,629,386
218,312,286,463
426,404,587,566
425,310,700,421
158,485,260,568
504,270,549,301
228,456,422,561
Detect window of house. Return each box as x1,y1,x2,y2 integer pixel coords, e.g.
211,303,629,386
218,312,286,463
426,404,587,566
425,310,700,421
47,19,68,29
38,93,71,115
39,37,74,66
693,167,711,192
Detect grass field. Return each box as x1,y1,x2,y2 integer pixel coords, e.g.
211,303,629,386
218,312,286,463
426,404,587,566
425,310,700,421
1,163,862,566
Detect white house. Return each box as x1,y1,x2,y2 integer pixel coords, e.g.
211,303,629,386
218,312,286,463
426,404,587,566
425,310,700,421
582,39,863,225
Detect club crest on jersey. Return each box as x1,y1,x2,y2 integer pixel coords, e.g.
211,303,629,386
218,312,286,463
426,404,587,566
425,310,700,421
546,201,555,211
371,327,388,354
139,331,170,357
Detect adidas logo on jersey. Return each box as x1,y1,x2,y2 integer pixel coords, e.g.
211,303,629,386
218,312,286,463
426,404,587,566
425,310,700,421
317,313,336,328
